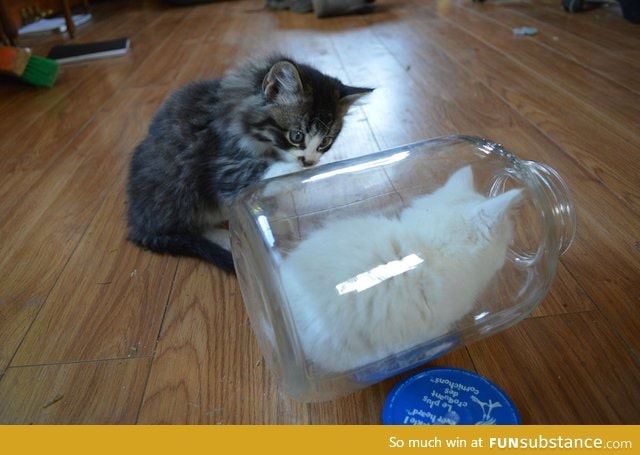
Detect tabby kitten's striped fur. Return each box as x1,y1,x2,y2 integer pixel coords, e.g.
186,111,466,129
126,55,372,272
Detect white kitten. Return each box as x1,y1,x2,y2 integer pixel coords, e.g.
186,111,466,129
280,166,522,373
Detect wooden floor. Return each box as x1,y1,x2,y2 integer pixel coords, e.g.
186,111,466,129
1,0,639,424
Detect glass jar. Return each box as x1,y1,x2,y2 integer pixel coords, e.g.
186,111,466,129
229,135,576,402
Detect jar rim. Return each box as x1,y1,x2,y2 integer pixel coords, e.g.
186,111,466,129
521,160,577,256
472,135,577,258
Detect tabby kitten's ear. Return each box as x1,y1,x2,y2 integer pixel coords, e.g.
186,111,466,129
262,61,303,104
339,84,374,107
340,84,374,98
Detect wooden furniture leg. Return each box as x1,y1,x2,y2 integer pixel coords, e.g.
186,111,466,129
61,0,75,38
61,0,90,39
0,19,12,45
0,0,16,45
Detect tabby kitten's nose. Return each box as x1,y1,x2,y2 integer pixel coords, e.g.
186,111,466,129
299,157,315,167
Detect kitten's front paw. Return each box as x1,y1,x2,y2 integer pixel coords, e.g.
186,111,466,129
260,162,305,198
261,161,304,180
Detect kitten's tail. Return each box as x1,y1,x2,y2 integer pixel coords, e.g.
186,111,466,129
132,234,235,273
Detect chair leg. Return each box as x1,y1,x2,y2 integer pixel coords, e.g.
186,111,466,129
61,0,76,38
0,21,12,45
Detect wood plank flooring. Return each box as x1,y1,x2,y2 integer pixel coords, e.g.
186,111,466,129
0,0,638,424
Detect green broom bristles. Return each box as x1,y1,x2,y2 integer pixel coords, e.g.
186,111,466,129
21,55,60,88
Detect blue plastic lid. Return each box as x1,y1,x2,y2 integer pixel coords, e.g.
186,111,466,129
382,367,521,425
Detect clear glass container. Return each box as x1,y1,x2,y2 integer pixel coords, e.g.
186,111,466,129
229,135,576,402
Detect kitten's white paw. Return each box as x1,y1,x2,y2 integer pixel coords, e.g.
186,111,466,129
260,161,304,198
262,161,304,180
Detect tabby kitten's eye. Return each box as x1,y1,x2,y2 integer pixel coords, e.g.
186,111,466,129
288,130,305,145
318,136,334,152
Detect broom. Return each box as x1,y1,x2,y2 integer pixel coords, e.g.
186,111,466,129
0,46,60,88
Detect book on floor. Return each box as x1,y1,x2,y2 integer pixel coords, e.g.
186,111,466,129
47,38,130,64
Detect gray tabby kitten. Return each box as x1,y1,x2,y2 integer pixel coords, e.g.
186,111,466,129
127,55,372,272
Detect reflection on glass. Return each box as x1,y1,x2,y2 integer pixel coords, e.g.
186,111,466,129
335,253,424,295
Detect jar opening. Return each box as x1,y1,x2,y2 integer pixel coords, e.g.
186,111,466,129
488,158,576,264
521,160,577,256
489,174,541,266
